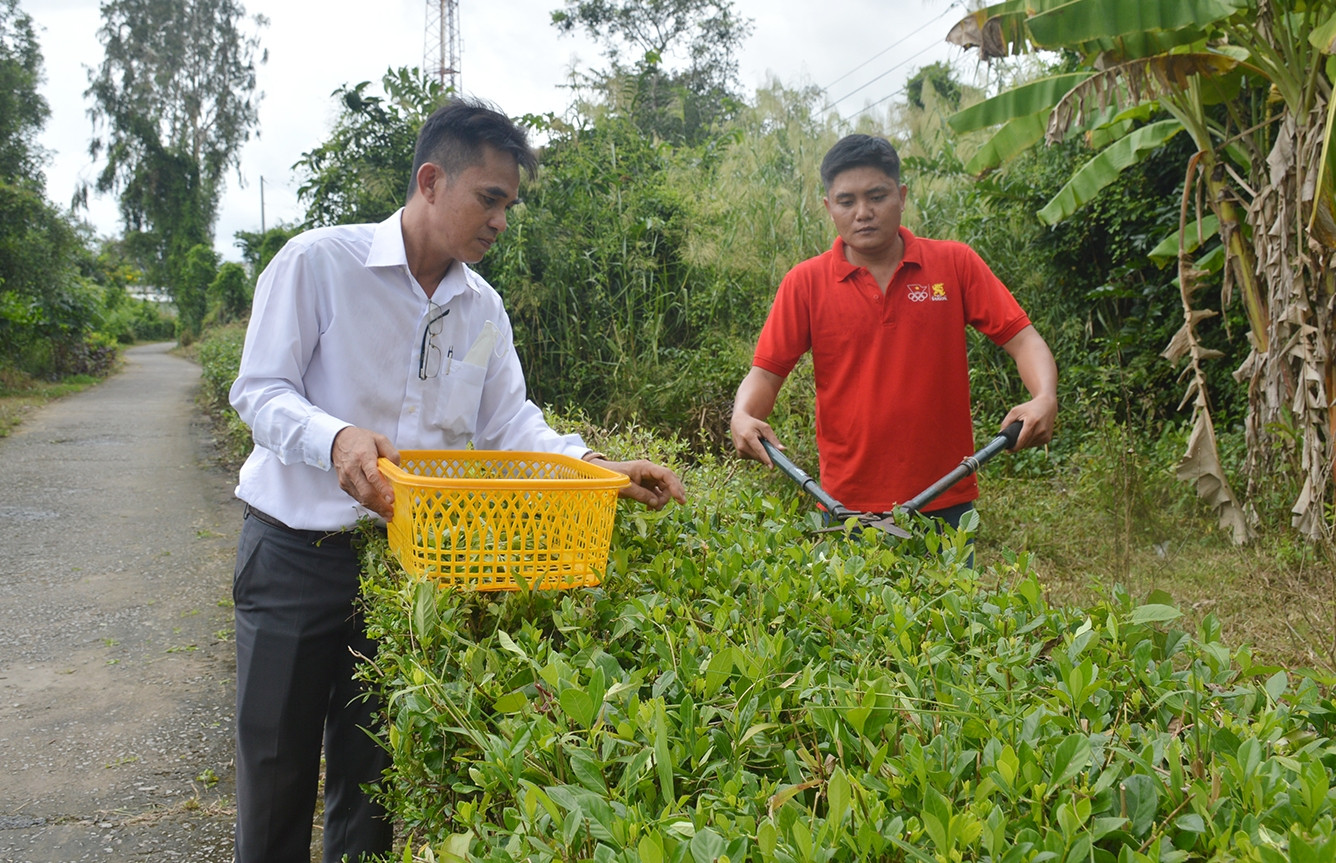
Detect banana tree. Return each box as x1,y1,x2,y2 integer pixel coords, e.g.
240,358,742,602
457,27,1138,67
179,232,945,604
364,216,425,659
947,0,1336,541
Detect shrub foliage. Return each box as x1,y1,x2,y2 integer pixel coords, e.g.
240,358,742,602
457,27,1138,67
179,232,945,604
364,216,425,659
358,455,1336,862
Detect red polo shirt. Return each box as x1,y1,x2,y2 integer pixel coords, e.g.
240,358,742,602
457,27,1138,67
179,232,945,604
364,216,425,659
753,228,1030,512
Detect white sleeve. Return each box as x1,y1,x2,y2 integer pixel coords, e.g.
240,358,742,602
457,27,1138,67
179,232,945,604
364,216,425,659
228,243,350,471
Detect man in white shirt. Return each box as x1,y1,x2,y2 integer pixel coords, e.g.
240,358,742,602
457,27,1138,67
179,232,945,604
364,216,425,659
228,97,685,863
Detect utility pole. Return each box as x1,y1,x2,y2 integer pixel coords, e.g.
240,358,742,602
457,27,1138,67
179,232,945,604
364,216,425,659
260,176,266,234
424,0,461,92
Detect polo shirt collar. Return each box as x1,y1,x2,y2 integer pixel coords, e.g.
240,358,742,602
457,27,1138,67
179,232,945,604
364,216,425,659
362,207,482,303
830,227,921,281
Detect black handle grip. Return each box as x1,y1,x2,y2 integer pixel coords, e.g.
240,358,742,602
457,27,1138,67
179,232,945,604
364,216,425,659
760,438,847,517
901,419,1024,514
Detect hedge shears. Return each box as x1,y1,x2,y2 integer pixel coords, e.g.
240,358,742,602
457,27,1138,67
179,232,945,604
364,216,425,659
760,420,1023,537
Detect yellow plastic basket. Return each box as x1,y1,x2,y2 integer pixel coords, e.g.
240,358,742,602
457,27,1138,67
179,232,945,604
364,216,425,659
379,450,629,590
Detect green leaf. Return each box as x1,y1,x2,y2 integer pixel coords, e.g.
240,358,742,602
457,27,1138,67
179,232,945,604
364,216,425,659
689,827,726,863
827,767,851,829
411,579,438,637
493,691,527,714
1050,734,1093,788
1264,670,1289,701
757,821,778,856
1128,603,1183,624
1028,0,1245,49
1312,10,1336,53
964,112,1050,175
949,73,1091,133
1149,215,1220,266
560,687,596,728
1039,120,1184,225
443,833,471,862
637,833,666,863
654,702,674,803
569,750,609,794
1119,774,1160,836
704,647,733,697
496,629,526,659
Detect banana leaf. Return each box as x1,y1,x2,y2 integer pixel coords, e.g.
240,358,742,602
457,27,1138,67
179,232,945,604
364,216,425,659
1038,119,1183,225
1149,215,1220,266
948,73,1091,134
1028,0,1247,49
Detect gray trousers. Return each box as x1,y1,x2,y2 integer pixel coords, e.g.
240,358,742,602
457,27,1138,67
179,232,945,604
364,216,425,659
233,512,392,863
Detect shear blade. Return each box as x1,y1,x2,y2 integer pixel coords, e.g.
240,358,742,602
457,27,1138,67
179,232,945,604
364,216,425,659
812,516,910,539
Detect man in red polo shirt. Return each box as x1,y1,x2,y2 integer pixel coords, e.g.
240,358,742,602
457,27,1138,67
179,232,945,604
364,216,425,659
731,134,1057,528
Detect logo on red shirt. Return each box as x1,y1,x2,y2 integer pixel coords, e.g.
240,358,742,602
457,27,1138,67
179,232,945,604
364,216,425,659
907,283,949,302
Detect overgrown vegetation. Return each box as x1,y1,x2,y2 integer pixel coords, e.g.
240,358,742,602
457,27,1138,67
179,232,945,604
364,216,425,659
15,0,1336,856
355,431,1336,861
0,0,173,386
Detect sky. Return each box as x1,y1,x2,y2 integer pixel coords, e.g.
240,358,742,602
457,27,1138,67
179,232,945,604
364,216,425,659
28,0,972,263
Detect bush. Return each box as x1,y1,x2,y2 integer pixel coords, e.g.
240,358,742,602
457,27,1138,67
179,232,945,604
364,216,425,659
205,261,250,327
357,443,1336,862
194,323,251,465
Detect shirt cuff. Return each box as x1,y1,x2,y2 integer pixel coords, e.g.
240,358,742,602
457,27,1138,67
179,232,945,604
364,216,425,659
305,413,353,471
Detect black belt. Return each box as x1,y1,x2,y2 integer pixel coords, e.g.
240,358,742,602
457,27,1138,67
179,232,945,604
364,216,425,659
243,503,357,547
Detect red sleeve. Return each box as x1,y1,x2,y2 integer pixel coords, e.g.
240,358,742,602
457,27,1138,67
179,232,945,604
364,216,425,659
958,245,1030,345
752,266,813,378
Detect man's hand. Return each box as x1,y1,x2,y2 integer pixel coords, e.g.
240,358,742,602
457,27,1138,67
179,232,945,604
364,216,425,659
331,427,400,518
1001,394,1057,451
590,458,686,511
730,366,786,465
1000,325,1059,451
731,414,782,467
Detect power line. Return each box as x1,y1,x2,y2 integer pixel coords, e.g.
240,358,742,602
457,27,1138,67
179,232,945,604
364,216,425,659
819,0,963,95
859,84,910,116
821,38,943,113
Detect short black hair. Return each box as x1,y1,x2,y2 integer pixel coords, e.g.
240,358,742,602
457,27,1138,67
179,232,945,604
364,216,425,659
407,97,538,199
819,134,901,191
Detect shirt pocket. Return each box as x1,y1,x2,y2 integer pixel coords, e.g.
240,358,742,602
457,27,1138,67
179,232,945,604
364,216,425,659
429,360,487,439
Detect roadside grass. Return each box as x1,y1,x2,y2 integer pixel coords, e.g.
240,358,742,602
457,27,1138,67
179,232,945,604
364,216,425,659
978,469,1336,675
0,367,106,437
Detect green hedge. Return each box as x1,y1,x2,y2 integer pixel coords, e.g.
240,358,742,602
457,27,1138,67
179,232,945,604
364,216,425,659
194,323,251,465
356,452,1336,862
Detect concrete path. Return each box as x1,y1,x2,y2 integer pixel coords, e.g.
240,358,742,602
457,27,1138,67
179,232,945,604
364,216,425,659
0,343,241,862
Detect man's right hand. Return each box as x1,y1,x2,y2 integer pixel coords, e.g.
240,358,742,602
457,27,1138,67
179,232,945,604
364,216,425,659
331,427,399,519
730,366,787,466
730,414,782,467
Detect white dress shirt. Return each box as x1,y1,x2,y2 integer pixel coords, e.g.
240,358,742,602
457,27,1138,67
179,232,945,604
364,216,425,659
229,209,587,530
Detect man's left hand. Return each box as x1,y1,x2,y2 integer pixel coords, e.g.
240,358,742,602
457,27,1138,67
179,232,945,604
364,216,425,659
1001,394,1057,451
591,458,686,510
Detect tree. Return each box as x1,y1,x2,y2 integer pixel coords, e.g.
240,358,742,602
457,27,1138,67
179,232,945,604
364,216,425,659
234,223,299,276
551,0,753,144
206,261,250,325
0,0,48,187
177,243,218,340
0,0,104,376
906,61,962,112
293,67,448,227
85,0,266,295
946,0,1336,541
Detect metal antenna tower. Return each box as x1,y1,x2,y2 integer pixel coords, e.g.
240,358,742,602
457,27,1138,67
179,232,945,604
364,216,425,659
424,0,461,92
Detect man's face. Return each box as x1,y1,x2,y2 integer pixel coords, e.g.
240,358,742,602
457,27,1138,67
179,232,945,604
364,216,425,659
426,145,521,265
822,166,908,259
